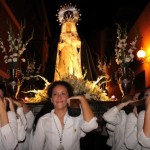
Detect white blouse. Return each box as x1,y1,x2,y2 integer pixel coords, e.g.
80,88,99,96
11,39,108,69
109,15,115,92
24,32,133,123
105,123,115,147
31,109,98,150
0,111,18,150
23,111,35,150
102,106,128,150
124,112,142,150
138,110,150,150
17,107,27,142
16,109,35,150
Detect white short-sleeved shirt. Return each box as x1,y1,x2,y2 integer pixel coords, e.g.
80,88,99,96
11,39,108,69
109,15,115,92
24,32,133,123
31,109,98,150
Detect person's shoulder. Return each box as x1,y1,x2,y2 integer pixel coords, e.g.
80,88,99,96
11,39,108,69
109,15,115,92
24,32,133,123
39,112,51,120
120,110,128,117
138,110,145,116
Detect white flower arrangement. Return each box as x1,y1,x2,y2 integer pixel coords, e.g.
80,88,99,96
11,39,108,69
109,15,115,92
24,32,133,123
115,24,139,66
0,22,33,66
22,59,42,81
61,74,111,101
22,74,111,103
97,56,110,76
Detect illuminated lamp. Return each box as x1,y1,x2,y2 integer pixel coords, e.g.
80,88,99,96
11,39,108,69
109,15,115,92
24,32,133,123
137,49,146,59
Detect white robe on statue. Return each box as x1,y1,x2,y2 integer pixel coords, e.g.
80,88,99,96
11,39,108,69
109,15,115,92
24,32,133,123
54,21,83,81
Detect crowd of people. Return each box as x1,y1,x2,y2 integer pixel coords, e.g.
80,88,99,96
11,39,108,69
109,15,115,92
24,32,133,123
0,80,98,150
0,83,35,150
1,78,150,150
102,87,150,150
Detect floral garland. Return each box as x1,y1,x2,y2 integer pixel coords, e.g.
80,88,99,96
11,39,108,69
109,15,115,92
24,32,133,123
22,74,111,103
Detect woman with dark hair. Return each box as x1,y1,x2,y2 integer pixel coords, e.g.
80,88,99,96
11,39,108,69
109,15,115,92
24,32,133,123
102,95,135,150
138,87,150,149
31,80,98,150
0,83,18,149
0,82,35,150
124,92,143,150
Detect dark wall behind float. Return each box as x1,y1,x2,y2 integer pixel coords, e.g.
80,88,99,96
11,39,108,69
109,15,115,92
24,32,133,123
134,71,145,92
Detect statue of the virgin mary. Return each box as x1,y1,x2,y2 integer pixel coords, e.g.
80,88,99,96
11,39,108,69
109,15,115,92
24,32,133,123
54,4,83,80
44,4,97,82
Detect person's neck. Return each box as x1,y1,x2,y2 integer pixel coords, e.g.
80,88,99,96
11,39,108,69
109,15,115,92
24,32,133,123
54,108,67,119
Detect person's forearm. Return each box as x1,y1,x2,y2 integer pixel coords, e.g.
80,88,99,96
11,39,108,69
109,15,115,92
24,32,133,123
0,111,9,127
116,101,131,111
143,104,150,137
80,97,94,122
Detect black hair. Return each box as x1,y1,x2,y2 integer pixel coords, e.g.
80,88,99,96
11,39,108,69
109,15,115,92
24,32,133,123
33,80,74,133
0,82,7,97
121,95,134,114
32,100,54,132
47,80,74,98
122,105,134,115
137,104,145,113
138,91,144,100
145,86,150,89
144,86,150,93
136,87,150,113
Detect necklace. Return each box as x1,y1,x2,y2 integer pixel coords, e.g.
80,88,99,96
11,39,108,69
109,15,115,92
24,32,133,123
53,114,68,150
